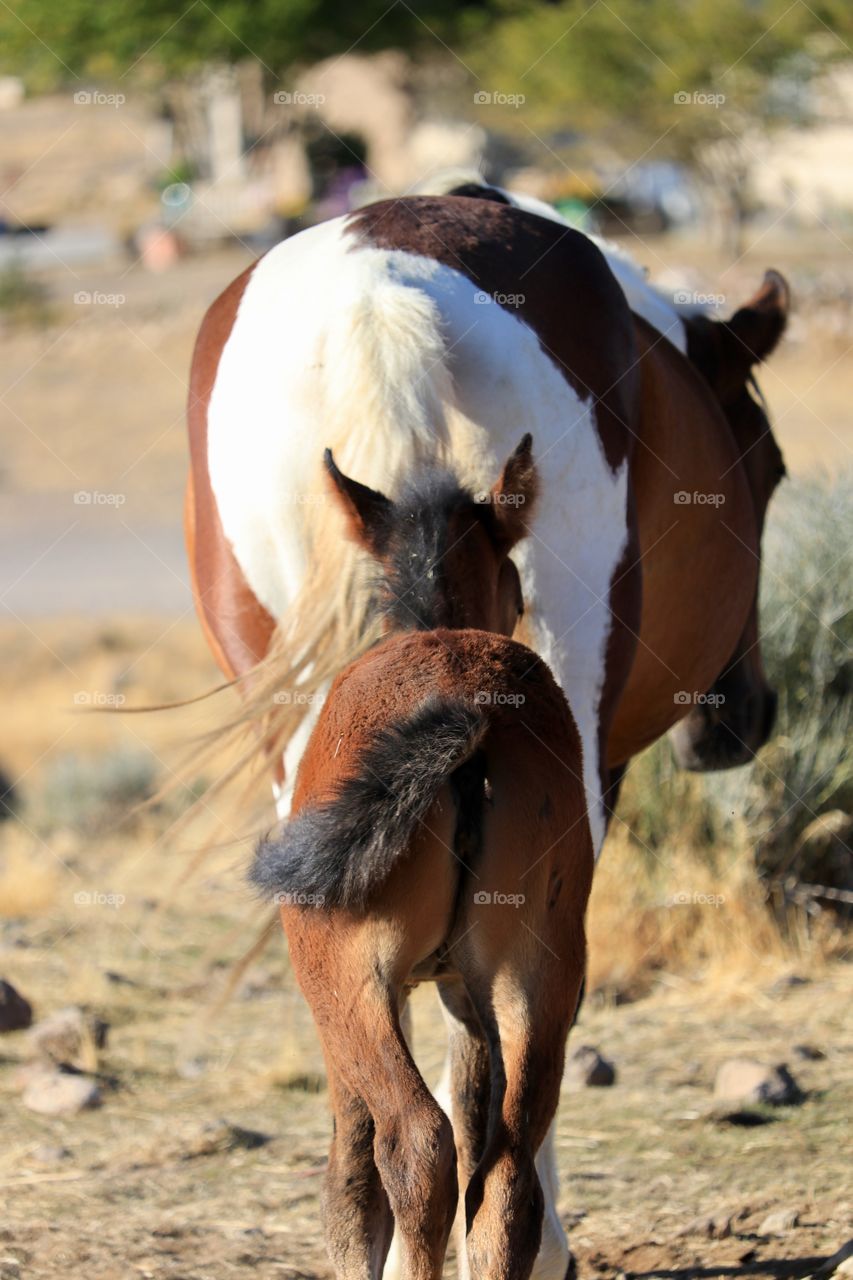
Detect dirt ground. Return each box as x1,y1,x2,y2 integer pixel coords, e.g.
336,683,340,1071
1,891,850,1279
1,226,851,1278
0,613,849,1280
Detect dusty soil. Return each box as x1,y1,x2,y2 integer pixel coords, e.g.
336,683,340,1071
1,904,850,1279
0,610,849,1279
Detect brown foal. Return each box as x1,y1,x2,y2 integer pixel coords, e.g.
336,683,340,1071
251,437,593,1280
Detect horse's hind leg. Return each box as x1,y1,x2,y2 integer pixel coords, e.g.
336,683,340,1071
461,977,574,1280
317,979,457,1280
454,745,591,1279
323,1063,393,1279
352,992,457,1280
435,979,490,1280
438,980,570,1280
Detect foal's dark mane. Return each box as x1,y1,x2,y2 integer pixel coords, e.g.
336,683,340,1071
374,469,490,632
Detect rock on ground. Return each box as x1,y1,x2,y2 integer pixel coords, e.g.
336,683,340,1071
713,1058,803,1106
0,979,33,1032
21,1070,101,1117
27,1006,108,1068
758,1208,800,1235
566,1044,617,1088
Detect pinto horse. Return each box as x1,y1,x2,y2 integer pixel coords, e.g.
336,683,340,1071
186,190,788,847
251,437,593,1280
185,190,789,1278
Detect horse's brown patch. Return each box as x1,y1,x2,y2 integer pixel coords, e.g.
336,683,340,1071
186,259,276,682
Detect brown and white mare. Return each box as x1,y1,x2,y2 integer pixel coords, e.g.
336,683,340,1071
184,191,789,1278
186,192,788,831
251,438,593,1280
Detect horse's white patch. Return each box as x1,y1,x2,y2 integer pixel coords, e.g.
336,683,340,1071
533,1119,571,1280
274,700,324,819
208,221,627,851
207,217,453,621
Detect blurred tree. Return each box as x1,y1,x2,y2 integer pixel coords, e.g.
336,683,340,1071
3,0,851,246
0,0,505,87
464,0,853,249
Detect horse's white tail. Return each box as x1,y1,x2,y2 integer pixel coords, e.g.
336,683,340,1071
221,273,458,791
319,274,454,485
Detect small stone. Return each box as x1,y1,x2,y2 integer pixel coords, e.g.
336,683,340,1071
792,1043,826,1061
29,1145,72,1164
0,980,33,1032
714,1059,803,1107
27,1007,108,1068
565,1045,616,1088
22,1071,101,1117
758,1208,799,1236
179,1119,271,1159
679,1211,733,1240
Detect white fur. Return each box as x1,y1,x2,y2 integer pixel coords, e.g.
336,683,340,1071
208,214,630,1280
209,224,626,852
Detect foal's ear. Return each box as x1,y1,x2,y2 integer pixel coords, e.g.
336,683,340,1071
324,449,393,554
487,433,538,548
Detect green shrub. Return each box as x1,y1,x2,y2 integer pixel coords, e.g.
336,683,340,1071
616,472,852,894
0,262,52,327
35,748,158,837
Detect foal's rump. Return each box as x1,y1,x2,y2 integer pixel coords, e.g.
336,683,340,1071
250,695,487,911
251,628,591,951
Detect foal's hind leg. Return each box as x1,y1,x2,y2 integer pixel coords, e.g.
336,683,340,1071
337,987,457,1280
461,974,577,1280
455,743,592,1280
436,979,490,1280
323,1064,393,1279
437,982,570,1280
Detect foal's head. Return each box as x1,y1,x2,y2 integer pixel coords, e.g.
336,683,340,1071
324,435,537,636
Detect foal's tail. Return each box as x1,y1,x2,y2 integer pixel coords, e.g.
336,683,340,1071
250,698,487,910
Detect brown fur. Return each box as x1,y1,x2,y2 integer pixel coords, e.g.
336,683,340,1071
281,631,593,1280
186,198,787,805
256,446,593,1279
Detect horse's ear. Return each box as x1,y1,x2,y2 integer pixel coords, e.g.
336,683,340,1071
725,269,790,366
487,433,538,548
324,449,393,555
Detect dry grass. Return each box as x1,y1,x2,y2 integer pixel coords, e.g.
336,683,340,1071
587,832,784,997
0,805,849,1279
0,830,59,919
